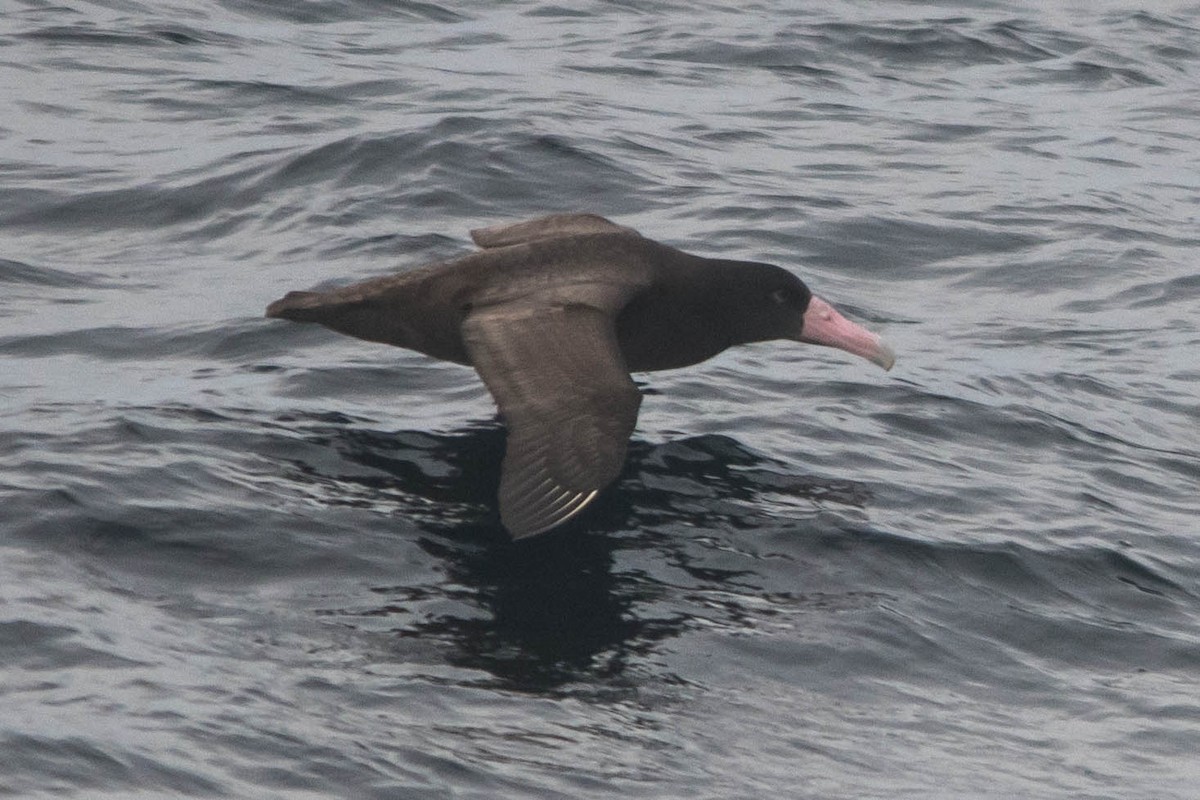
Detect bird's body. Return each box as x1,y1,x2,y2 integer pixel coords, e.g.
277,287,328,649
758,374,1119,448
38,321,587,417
267,213,893,538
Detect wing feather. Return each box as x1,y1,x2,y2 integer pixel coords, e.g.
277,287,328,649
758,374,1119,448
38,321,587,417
463,301,641,538
470,213,639,249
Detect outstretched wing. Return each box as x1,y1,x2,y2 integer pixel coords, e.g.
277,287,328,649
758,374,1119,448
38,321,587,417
462,299,641,538
470,213,640,249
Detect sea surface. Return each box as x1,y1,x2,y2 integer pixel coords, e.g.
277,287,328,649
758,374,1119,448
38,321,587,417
2,1,1199,797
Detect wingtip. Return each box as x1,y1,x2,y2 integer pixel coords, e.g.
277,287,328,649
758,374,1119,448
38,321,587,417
504,488,600,540
469,213,635,250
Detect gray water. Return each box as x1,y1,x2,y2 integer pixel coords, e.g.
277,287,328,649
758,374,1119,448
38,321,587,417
2,1,1199,798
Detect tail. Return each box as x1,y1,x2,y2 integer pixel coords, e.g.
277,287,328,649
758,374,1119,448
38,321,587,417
265,291,324,321
264,289,404,350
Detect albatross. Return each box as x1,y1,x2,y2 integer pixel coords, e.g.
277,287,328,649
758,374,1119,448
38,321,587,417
266,213,894,539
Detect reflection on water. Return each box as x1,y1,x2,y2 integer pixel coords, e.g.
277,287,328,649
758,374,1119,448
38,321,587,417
290,419,880,690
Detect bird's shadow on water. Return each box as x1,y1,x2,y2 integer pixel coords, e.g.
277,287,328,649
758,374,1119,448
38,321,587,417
299,419,875,693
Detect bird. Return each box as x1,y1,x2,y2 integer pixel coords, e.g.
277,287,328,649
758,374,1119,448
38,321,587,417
266,213,894,539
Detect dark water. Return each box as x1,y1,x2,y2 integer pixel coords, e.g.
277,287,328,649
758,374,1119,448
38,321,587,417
3,1,1199,797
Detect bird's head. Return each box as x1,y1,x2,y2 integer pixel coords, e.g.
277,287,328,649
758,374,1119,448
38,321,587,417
734,264,895,371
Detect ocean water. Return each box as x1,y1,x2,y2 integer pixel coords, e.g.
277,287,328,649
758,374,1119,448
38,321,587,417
2,1,1199,797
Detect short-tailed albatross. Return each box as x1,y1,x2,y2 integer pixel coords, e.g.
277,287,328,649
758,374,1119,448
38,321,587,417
266,213,894,539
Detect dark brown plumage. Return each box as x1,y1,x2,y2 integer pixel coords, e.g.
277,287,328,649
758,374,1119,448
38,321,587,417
267,213,894,538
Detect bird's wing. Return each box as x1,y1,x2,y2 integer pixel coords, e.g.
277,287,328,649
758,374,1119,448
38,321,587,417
470,213,640,249
462,294,641,538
